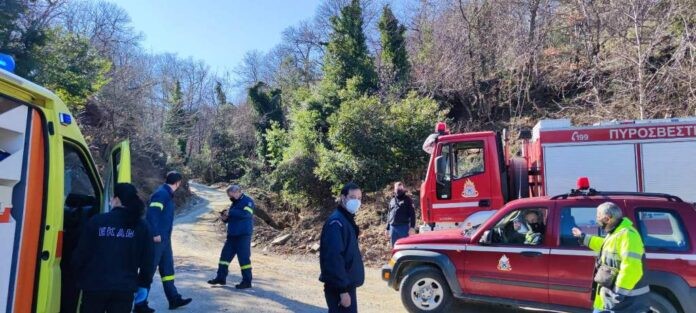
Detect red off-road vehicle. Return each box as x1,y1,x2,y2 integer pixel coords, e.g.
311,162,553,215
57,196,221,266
383,189,696,313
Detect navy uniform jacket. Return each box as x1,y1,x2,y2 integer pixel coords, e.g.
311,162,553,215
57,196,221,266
319,207,365,293
72,207,154,292
146,184,175,240
225,194,255,236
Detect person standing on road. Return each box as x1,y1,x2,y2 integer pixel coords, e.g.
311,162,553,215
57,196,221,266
572,202,650,313
72,183,154,313
319,182,365,313
207,185,256,289
386,182,416,247
134,171,192,312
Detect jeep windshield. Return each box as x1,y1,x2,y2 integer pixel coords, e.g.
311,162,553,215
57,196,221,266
462,210,495,237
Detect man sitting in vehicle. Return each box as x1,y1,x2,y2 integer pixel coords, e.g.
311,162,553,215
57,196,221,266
503,210,545,245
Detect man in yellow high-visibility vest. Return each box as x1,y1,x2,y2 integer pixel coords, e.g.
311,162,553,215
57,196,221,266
572,202,650,313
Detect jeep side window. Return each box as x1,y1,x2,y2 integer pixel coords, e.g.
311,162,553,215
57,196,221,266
635,209,689,252
559,207,604,247
491,208,547,245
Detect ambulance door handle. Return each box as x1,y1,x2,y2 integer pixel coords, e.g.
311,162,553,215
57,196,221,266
520,251,542,257
478,199,490,207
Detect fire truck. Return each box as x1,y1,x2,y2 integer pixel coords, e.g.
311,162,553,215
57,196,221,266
0,53,131,312
421,118,696,231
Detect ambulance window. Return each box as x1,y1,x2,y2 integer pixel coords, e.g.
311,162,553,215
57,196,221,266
63,144,99,215
452,141,484,179
635,210,688,252
559,207,604,247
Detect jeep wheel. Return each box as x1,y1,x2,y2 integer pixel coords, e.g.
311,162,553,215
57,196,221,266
400,267,452,313
647,292,677,313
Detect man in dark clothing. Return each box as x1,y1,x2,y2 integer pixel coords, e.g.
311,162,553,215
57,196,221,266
386,182,416,247
319,182,365,313
505,210,546,245
208,185,256,289
72,183,153,313
135,172,192,313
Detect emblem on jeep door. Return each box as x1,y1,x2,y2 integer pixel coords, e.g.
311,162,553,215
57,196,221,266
497,255,512,271
462,179,479,198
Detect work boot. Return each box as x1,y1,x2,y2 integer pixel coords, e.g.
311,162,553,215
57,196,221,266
235,281,252,289
207,277,226,285
133,302,155,313
168,296,192,310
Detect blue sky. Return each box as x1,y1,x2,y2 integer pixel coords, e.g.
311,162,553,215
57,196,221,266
112,0,323,74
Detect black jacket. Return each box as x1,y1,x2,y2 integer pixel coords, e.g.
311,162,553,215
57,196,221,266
319,207,365,292
387,194,416,230
72,207,154,292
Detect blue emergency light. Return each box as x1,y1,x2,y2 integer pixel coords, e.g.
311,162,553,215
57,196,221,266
59,113,72,125
0,53,16,73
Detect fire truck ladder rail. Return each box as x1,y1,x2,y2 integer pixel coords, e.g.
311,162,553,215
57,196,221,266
551,190,683,202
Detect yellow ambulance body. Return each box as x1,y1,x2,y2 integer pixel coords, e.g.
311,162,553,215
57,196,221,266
0,60,130,312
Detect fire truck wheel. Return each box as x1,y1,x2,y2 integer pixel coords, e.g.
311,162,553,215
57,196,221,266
399,266,452,313
647,291,677,313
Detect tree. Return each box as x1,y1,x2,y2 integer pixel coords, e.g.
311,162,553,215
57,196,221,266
0,0,25,48
215,81,229,106
248,82,285,166
30,28,111,110
321,0,378,96
378,4,410,91
164,80,194,161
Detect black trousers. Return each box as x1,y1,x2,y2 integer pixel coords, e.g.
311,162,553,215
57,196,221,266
80,291,134,313
324,287,357,313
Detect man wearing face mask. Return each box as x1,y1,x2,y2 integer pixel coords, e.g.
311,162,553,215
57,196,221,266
572,202,649,313
386,182,416,247
208,185,255,289
319,182,365,313
134,171,192,313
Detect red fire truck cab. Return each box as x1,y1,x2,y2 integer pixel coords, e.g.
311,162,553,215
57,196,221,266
421,118,696,231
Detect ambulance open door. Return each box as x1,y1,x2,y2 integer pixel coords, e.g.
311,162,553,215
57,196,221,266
102,140,131,212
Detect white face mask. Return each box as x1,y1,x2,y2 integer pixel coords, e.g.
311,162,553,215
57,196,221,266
345,199,361,214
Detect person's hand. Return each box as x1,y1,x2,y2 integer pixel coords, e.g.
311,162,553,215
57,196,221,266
153,235,162,243
408,228,416,235
339,292,351,308
571,227,583,238
134,287,148,304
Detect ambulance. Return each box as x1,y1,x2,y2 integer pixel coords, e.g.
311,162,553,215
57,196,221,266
0,53,131,312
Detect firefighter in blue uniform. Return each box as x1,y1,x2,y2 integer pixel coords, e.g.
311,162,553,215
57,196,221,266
134,172,192,312
207,185,255,289
319,182,365,313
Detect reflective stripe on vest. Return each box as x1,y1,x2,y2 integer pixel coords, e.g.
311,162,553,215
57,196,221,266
615,285,649,296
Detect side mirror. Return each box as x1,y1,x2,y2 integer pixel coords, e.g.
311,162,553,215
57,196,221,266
479,230,492,245
435,156,448,182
